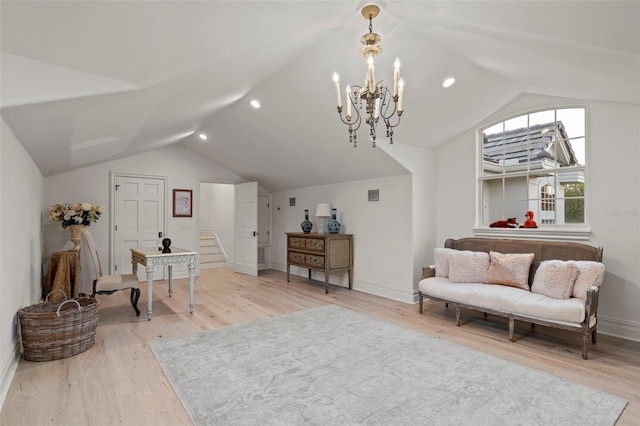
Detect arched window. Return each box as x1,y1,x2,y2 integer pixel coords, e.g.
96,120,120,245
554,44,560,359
541,184,555,212
479,107,586,228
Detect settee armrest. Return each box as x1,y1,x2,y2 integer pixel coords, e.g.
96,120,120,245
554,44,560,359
422,265,436,280
585,285,600,320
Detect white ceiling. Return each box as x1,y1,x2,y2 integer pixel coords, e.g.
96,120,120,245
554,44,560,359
1,1,638,191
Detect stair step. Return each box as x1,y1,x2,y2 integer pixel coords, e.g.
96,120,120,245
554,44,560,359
200,262,226,270
200,253,225,263
199,248,222,253
199,243,219,248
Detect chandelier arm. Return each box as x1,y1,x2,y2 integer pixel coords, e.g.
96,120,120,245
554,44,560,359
337,97,362,131
377,84,397,119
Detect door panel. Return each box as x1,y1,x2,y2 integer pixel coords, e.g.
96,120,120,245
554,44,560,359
234,182,258,276
114,175,165,281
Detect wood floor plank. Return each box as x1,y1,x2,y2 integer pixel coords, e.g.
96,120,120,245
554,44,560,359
2,268,638,425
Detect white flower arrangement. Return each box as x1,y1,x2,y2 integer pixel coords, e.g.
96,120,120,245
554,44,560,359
49,202,105,228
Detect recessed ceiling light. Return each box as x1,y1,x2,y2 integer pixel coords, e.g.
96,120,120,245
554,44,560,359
198,133,208,140
250,100,261,109
442,77,455,88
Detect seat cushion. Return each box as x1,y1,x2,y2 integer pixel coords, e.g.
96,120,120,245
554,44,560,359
97,274,140,291
419,277,586,324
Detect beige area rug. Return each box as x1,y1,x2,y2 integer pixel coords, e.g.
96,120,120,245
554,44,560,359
150,305,627,425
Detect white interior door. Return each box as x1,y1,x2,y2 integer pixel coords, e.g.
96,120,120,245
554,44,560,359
234,182,258,276
113,175,166,281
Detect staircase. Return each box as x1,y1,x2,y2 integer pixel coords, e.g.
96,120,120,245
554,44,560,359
199,230,226,270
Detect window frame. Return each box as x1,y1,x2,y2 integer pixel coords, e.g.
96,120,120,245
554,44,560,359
474,106,591,240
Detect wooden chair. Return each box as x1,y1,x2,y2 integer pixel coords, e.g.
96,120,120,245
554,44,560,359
80,229,141,316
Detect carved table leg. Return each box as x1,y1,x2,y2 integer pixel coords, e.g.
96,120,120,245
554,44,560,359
146,264,154,321
188,258,195,314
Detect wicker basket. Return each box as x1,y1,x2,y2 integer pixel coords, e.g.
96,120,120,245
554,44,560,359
18,291,100,362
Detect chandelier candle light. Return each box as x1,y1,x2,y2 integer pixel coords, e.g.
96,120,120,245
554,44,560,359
333,4,404,148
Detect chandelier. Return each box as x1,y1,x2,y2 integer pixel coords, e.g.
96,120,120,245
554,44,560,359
333,4,404,148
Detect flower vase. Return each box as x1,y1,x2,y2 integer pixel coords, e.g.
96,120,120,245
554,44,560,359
301,209,313,234
328,208,341,234
68,224,86,251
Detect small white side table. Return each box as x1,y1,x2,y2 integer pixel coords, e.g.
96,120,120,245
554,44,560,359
130,247,198,320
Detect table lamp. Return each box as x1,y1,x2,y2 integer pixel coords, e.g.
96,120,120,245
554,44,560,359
315,203,331,234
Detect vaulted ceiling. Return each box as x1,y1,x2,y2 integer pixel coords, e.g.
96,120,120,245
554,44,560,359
1,1,638,191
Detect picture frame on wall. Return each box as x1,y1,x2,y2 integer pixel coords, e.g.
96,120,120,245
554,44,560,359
173,189,193,217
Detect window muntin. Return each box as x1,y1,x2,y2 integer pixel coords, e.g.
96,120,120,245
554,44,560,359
480,108,586,227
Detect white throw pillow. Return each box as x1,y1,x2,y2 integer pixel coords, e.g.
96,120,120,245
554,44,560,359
531,260,579,299
434,248,456,278
485,251,535,291
447,250,490,283
571,261,605,300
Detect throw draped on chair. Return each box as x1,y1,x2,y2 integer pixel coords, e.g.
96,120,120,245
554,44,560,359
80,229,141,316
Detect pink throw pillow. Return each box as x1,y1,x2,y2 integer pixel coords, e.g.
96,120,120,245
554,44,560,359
485,251,535,291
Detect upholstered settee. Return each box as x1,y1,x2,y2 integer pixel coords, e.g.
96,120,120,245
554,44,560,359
418,237,604,359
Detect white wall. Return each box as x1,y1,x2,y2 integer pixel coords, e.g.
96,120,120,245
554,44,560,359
271,174,414,302
43,146,244,276
0,118,44,406
380,143,437,293
434,94,640,341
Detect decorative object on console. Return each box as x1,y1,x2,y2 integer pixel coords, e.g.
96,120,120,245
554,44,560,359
315,203,331,234
489,218,518,228
519,210,538,228
328,208,341,234
161,238,172,253
300,209,313,233
49,202,105,250
333,4,404,147
68,225,86,251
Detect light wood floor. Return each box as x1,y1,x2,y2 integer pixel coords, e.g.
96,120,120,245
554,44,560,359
2,268,639,425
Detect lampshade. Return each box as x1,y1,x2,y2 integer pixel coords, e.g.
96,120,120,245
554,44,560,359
315,203,331,217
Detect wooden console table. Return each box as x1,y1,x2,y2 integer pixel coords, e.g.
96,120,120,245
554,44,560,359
286,232,353,293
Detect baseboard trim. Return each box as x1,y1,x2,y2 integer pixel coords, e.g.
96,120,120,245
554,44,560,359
354,280,416,304
270,263,415,304
597,315,640,342
0,342,20,410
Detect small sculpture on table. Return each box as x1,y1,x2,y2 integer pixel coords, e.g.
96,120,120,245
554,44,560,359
161,238,172,253
301,209,313,234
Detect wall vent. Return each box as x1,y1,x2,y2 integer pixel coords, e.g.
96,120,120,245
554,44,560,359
289,197,296,206
368,189,380,202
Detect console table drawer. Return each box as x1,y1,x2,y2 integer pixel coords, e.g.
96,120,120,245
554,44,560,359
289,236,325,252
288,251,325,268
